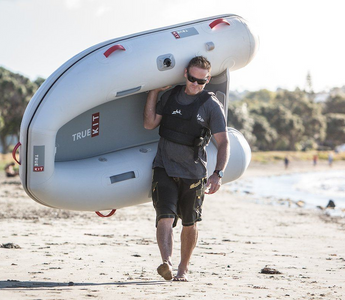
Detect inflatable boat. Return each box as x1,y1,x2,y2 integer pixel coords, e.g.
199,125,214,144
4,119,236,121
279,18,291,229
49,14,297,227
14,14,259,214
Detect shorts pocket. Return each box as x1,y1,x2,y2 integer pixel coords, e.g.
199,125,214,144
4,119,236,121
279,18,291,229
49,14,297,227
152,181,159,208
194,178,206,217
194,179,206,220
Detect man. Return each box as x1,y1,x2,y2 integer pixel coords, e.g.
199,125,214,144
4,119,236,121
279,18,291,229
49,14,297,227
143,56,229,281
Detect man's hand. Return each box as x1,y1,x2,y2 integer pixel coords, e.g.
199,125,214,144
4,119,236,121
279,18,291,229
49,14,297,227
205,173,222,194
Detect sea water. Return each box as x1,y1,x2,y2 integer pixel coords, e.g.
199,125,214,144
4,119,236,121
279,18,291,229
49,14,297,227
226,170,345,209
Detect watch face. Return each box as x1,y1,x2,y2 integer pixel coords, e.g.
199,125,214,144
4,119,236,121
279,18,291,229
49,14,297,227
214,170,224,178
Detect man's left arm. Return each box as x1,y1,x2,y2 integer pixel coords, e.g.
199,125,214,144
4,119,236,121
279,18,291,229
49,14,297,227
205,131,229,194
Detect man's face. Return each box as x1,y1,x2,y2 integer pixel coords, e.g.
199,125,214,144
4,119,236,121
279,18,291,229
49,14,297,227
184,66,210,96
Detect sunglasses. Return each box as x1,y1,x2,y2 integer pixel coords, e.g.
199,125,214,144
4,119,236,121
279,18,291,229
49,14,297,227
187,72,209,85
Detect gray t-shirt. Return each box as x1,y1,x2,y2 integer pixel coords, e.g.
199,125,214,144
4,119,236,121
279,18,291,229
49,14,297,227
152,86,227,179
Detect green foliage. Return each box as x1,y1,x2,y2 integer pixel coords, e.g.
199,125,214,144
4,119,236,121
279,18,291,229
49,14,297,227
230,87,337,151
324,95,345,114
274,89,327,145
34,77,45,88
251,113,277,151
0,67,41,153
251,103,304,150
227,102,256,147
324,113,345,147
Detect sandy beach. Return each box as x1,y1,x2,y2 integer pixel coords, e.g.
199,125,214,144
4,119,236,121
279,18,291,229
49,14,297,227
0,161,344,300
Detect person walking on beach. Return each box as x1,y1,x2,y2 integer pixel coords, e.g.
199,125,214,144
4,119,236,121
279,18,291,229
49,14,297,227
284,156,289,169
143,56,229,281
313,154,318,166
328,152,333,167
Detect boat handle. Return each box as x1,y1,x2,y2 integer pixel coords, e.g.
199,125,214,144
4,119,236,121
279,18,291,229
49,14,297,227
12,142,21,165
103,44,126,58
95,209,116,217
209,18,230,29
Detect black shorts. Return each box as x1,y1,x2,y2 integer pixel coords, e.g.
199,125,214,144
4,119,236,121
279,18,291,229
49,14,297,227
152,168,207,227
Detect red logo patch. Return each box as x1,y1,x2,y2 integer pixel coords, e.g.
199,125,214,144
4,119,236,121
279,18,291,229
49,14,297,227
33,166,44,172
172,31,180,39
92,112,100,137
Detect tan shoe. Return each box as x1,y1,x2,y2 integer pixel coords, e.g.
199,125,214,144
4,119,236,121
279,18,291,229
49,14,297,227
157,261,173,280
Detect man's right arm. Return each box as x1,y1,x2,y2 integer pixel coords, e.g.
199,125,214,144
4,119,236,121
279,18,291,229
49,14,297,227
143,87,169,130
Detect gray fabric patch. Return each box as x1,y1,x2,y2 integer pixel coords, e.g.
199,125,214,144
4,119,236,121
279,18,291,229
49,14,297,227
33,146,45,172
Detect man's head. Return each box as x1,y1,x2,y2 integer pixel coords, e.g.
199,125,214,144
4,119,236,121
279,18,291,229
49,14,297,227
184,56,211,96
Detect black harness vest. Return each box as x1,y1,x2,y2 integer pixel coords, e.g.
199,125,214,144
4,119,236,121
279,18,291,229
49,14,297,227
159,85,213,162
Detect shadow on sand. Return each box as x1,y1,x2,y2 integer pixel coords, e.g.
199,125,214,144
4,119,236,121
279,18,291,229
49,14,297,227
0,280,165,289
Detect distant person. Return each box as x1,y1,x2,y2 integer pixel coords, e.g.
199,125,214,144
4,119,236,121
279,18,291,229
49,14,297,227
4,162,19,177
328,152,333,167
313,154,318,166
284,156,289,169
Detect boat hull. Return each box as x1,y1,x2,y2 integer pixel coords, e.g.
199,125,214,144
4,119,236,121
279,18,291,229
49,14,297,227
18,14,258,211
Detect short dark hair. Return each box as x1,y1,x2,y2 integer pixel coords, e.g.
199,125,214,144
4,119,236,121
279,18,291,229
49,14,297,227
186,56,211,72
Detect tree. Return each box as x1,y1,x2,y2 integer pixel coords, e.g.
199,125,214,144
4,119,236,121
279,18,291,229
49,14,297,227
324,95,345,114
324,113,345,148
250,103,305,150
0,67,38,153
228,102,256,147
251,114,278,151
274,89,326,147
34,77,45,88
305,71,313,94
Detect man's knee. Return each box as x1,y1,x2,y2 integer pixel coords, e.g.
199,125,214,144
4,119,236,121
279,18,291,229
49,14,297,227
157,217,175,228
183,223,198,230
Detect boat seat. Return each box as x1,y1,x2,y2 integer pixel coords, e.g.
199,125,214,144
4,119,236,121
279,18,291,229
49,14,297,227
215,91,227,120
216,91,226,107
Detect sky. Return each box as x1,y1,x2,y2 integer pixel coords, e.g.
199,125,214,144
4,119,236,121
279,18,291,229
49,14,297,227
1,0,345,92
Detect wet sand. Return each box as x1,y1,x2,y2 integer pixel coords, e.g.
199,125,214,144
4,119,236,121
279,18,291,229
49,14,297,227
0,161,345,300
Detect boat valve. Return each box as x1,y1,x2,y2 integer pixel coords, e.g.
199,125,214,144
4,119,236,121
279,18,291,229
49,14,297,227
163,58,172,67
157,54,175,71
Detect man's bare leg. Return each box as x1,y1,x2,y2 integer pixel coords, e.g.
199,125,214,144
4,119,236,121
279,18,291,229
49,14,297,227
174,223,198,281
156,218,174,280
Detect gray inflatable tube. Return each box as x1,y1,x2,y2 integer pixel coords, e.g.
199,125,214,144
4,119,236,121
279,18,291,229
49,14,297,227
16,14,258,211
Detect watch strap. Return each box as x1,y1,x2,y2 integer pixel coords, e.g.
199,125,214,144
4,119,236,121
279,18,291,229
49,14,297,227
213,169,223,178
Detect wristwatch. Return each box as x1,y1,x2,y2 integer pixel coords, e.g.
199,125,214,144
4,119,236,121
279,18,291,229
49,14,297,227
213,170,224,178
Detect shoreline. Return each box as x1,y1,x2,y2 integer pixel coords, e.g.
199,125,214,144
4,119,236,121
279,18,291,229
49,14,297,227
228,160,345,216
1,162,345,299
244,159,345,178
